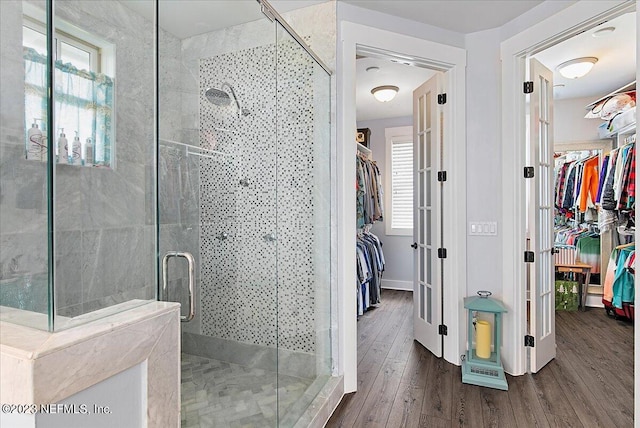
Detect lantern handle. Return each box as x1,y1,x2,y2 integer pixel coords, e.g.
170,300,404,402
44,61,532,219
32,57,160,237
477,290,492,298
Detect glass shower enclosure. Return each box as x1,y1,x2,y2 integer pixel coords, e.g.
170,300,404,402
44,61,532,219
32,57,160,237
157,1,332,426
0,0,332,426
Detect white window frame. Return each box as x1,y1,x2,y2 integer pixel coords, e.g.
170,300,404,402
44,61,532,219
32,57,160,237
22,3,115,76
385,126,414,236
23,17,100,73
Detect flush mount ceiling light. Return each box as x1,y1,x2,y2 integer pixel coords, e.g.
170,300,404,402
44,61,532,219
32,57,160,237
371,85,399,102
593,27,616,37
556,57,598,79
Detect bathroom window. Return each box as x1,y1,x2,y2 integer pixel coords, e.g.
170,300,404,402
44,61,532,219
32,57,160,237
23,14,115,167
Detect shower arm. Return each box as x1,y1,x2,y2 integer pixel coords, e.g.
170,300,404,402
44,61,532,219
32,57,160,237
221,82,242,117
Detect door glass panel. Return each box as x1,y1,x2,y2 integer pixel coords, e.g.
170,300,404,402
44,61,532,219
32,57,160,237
425,170,431,206
425,92,431,128
426,286,432,324
419,95,424,131
427,248,432,284
426,209,432,245
419,171,425,207
419,247,425,280
419,133,425,170
419,283,425,320
425,130,431,167
420,209,425,242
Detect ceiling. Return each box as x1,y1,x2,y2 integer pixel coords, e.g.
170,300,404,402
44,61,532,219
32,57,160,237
123,0,547,40
121,1,327,39
342,0,545,33
356,7,636,121
118,1,636,120
356,57,434,122
533,11,636,102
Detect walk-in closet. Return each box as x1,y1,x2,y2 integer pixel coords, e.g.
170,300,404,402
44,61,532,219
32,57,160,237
533,11,636,322
553,88,635,318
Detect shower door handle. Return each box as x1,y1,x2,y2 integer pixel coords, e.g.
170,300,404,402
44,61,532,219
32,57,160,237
162,251,196,322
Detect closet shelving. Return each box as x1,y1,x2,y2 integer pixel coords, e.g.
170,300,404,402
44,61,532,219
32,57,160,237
357,141,371,156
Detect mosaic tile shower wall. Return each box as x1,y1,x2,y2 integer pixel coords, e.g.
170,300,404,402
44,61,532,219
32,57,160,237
198,39,317,354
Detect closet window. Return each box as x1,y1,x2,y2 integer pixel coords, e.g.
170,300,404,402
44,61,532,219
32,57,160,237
385,126,413,236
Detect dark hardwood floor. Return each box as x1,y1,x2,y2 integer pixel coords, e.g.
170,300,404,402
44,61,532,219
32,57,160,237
326,290,634,427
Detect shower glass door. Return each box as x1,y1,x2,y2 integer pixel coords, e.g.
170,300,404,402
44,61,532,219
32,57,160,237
275,20,332,425
158,1,332,426
157,3,281,426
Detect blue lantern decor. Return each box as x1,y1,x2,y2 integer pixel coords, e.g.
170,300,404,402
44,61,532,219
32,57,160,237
461,290,508,390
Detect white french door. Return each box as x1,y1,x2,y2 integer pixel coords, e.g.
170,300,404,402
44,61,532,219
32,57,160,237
527,58,556,372
412,73,444,357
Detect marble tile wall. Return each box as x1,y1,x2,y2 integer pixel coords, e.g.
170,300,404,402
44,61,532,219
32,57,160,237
0,0,159,326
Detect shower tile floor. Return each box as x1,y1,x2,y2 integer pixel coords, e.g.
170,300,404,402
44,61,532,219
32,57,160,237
181,353,313,427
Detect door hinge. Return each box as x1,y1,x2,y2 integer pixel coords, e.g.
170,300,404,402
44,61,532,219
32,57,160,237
524,251,534,263
524,166,535,178
439,324,448,335
437,93,447,104
438,248,447,259
437,171,447,182
523,81,534,94
524,335,535,347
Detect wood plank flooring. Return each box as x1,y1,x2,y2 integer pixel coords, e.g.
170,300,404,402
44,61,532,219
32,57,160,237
326,290,634,428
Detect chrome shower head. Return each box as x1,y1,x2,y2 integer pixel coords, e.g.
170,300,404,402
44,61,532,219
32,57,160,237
205,88,232,107
204,83,251,117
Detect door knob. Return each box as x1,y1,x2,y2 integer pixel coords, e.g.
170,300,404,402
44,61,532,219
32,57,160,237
411,242,418,249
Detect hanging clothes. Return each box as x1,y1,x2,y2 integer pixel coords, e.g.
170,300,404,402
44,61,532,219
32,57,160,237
356,153,384,227
554,153,600,214
603,243,635,311
356,231,385,316
599,143,635,212
554,224,601,274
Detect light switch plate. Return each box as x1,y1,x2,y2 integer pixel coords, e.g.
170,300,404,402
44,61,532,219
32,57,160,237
469,221,498,236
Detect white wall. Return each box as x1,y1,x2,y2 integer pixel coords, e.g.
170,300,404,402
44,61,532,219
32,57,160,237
464,28,503,298
36,364,145,428
554,95,608,144
337,0,634,384
357,116,413,288
339,7,469,379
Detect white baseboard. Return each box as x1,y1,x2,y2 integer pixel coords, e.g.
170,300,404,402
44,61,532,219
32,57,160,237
381,279,413,291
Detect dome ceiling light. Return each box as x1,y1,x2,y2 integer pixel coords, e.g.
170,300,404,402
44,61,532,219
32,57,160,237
592,27,616,37
556,57,598,79
371,85,399,102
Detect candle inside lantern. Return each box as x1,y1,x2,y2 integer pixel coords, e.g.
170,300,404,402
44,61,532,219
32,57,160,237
476,320,491,359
